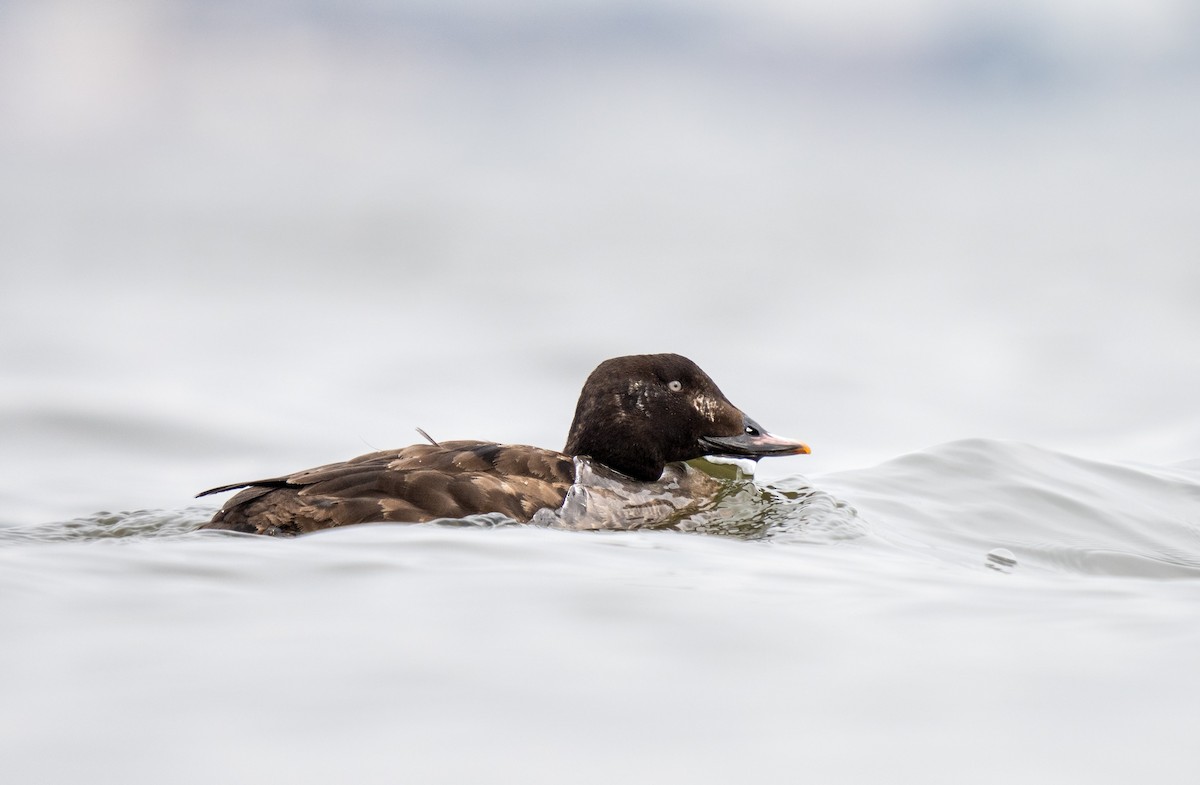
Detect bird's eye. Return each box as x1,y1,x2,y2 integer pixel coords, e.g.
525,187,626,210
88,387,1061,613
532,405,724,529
667,380,682,392
745,425,760,436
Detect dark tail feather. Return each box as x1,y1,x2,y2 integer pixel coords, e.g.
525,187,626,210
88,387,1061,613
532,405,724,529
196,479,297,498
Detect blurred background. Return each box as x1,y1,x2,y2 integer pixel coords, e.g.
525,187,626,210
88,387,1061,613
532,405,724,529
2,0,1198,525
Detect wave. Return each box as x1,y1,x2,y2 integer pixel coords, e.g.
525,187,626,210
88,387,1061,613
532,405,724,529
6,438,1199,581
819,438,1200,579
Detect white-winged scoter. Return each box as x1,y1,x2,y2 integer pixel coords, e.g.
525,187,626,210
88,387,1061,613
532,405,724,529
197,353,810,536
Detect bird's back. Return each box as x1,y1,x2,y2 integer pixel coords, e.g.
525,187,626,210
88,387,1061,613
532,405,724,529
200,440,575,536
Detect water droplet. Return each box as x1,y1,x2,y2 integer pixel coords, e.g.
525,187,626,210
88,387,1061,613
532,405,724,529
986,547,1017,573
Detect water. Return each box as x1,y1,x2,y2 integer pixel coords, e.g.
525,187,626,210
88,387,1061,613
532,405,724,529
3,2,1200,783
3,440,1198,784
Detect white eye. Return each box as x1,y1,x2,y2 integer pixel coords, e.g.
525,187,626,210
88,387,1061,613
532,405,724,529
667,380,682,392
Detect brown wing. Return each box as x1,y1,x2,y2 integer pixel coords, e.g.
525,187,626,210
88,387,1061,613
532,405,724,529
198,440,575,537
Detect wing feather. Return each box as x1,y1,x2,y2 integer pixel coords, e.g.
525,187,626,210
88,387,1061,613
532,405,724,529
199,442,574,536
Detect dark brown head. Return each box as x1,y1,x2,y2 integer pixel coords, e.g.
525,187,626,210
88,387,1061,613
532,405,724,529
563,353,810,481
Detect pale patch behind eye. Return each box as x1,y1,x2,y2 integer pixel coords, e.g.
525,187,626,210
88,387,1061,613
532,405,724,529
626,380,649,414
610,392,632,420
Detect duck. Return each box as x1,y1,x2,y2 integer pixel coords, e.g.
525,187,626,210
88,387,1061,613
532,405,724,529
197,353,810,536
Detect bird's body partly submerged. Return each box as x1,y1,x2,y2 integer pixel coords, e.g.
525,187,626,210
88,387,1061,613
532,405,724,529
198,354,810,536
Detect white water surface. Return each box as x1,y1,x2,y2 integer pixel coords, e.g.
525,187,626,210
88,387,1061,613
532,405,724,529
3,440,1199,784
2,2,1199,783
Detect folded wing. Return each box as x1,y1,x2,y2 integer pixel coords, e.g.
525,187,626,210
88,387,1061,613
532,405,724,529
199,440,574,536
